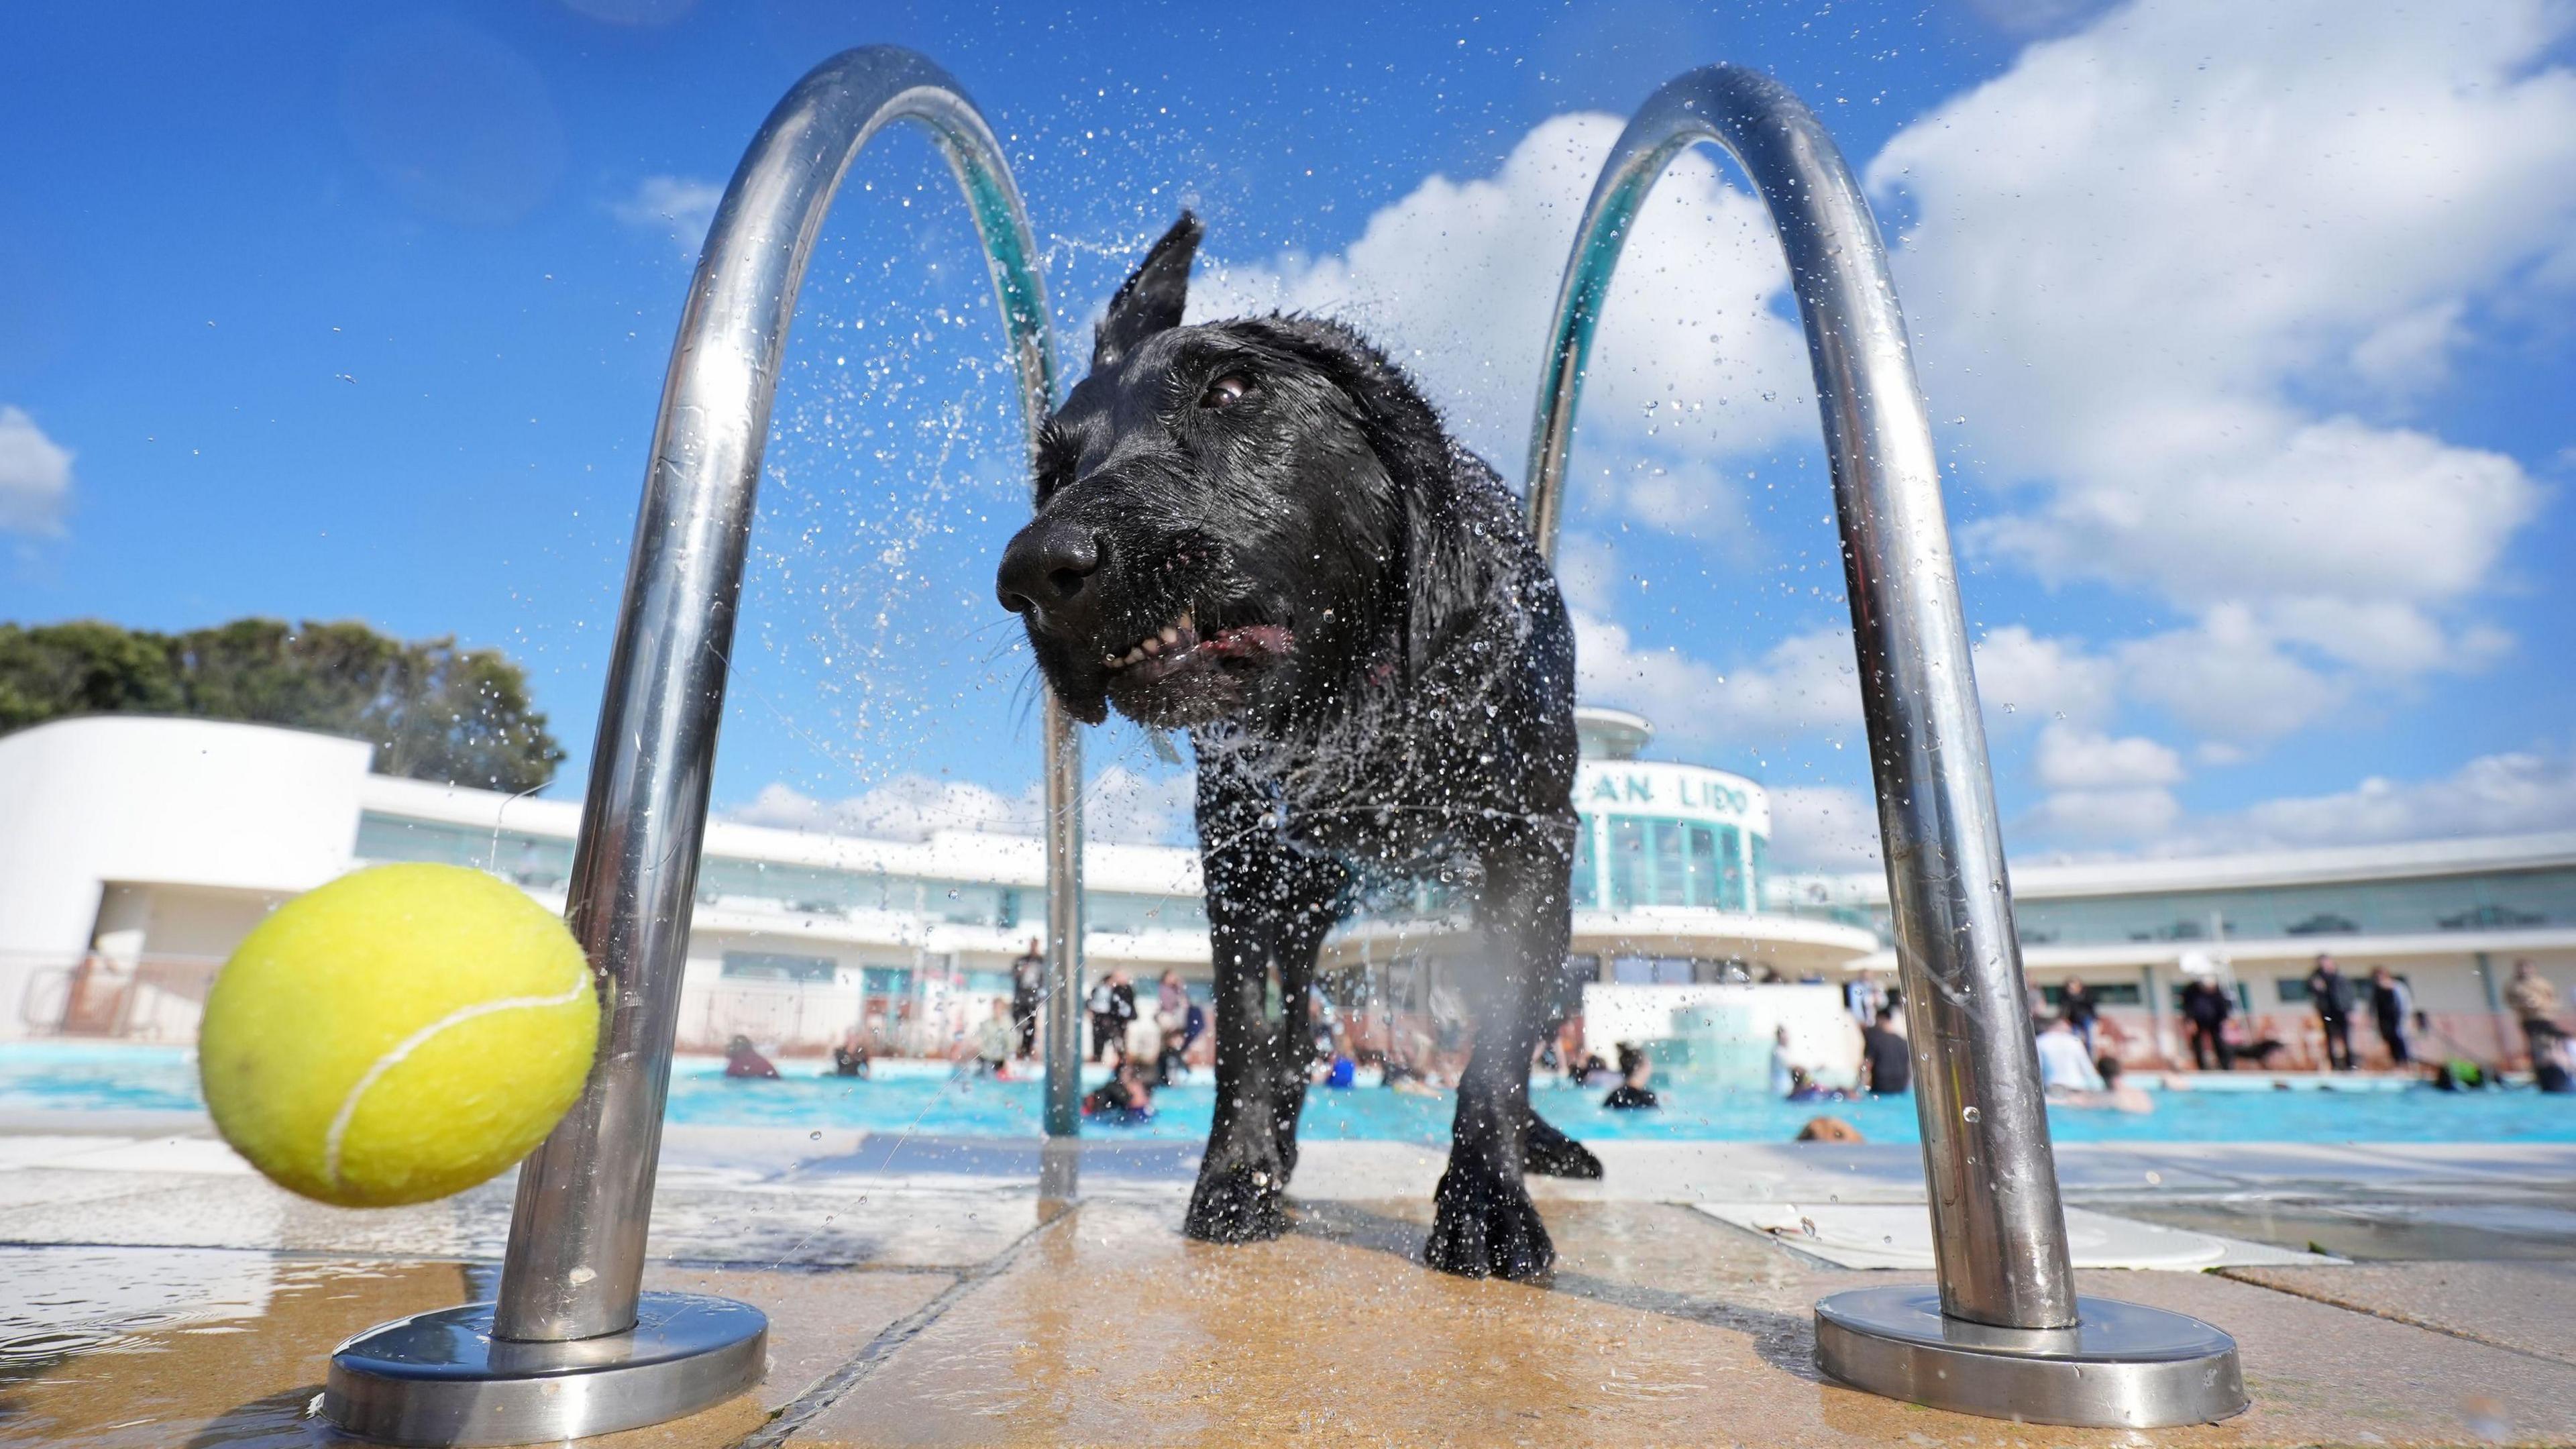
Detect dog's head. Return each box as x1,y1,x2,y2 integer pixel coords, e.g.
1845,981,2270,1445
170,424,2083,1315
998,214,1448,731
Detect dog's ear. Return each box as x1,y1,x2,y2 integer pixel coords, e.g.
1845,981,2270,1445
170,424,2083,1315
1093,213,1201,371
1230,316,1478,688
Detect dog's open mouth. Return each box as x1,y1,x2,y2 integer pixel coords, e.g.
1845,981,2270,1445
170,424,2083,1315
1102,612,1294,689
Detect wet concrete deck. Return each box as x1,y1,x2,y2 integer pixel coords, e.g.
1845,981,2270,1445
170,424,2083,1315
5,1122,2575,1446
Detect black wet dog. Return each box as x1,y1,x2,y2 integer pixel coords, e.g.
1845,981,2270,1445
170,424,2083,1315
996,215,1599,1280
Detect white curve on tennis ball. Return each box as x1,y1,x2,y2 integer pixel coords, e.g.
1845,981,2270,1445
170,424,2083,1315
321,965,593,1193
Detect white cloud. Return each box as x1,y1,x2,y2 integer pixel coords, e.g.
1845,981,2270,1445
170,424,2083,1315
1191,112,1811,509
1972,626,2118,729
2116,607,2351,743
1572,612,1858,745
2033,724,2184,791
2027,786,2185,843
612,174,724,254
729,765,1191,847
1769,784,1884,871
2232,751,2576,848
1869,0,2571,701
0,407,72,536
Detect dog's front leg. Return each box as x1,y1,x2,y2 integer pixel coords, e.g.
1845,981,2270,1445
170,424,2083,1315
1184,795,1345,1244
1425,845,1566,1281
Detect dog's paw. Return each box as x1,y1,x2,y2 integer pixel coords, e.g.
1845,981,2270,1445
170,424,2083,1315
1521,1114,1603,1180
1424,1164,1554,1282
1185,1160,1291,1244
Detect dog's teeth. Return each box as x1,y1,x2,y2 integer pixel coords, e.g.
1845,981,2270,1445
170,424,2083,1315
1142,637,1162,655
1180,612,1194,631
1160,626,1180,646
1104,654,1120,669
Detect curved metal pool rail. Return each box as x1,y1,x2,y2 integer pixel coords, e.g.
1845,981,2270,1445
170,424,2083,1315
1521,66,2243,1426
325,46,1075,1444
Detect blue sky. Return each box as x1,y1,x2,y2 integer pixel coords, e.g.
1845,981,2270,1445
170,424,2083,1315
3,0,2571,871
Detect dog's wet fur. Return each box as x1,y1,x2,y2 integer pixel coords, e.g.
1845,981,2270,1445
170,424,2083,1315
997,214,1599,1281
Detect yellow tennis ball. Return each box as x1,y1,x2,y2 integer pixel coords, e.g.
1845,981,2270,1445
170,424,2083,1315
199,862,600,1208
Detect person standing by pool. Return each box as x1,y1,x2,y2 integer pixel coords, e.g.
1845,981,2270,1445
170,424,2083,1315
2367,967,2413,1068
1085,975,1118,1063
2181,978,2235,1071
2058,978,2100,1054
1768,1024,1796,1098
1108,969,1138,1053
1860,1004,1910,1095
2505,959,2563,1069
1843,969,1884,1026
2305,954,2356,1071
1010,937,1044,1063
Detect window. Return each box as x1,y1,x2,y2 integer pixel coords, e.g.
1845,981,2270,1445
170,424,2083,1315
1609,817,1648,910
1605,815,1741,909
1571,818,1598,909
720,951,836,984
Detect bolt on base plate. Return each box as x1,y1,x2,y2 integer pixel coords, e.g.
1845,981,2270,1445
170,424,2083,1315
322,1291,767,1446
1815,1286,2247,1428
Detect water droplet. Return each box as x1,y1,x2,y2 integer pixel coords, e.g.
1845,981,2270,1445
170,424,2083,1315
1962,1106,1982,1124
810,1130,823,1141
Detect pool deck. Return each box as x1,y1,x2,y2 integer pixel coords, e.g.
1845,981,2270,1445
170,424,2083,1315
6,1112,2576,1446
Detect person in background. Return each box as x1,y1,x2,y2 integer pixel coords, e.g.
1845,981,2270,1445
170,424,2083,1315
2058,978,2100,1054
1603,1043,1660,1110
1768,1024,1796,1098
1784,1066,1855,1103
2055,1055,2154,1114
2306,955,2356,1071
1083,1058,1154,1124
967,998,1015,1077
1157,970,1188,1039
2180,978,2235,1071
2533,1031,2573,1095
1108,969,1139,1047
2035,1014,2104,1094
1860,1004,1911,1095
2368,967,2414,1068
1010,937,1044,1063
2505,959,2563,1069
830,1028,871,1079
723,1035,780,1080
1085,974,1118,1063
1844,969,1885,1026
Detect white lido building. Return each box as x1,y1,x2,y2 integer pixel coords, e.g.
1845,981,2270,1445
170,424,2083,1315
0,714,1208,1054
5,711,2564,1069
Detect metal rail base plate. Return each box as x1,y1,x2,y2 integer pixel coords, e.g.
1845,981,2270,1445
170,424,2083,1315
1815,1286,2247,1428
322,1292,767,1446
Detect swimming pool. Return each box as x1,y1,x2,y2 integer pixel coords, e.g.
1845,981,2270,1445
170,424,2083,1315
5,1042,2570,1144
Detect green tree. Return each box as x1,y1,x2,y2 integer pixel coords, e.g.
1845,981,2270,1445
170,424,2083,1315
0,617,566,792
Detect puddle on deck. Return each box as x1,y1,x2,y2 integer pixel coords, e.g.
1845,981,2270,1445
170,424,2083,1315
0,1248,468,1447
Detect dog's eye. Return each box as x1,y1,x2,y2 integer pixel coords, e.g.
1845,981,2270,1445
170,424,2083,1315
1198,374,1248,410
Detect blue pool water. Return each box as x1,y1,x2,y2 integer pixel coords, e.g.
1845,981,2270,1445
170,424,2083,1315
5,1042,2571,1144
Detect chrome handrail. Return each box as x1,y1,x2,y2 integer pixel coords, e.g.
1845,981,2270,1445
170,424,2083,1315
1523,61,2072,1333
1523,65,2242,1428
492,46,1069,1342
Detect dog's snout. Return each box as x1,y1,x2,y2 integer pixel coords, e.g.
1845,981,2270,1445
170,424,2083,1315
997,519,1105,619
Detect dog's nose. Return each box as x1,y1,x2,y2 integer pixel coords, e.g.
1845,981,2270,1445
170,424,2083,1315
996,519,1104,620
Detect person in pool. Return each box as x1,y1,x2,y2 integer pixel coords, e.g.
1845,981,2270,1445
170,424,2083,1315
1785,1067,1856,1104
830,1030,870,1079
1083,1059,1155,1124
722,1035,780,1079
1603,1044,1660,1110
